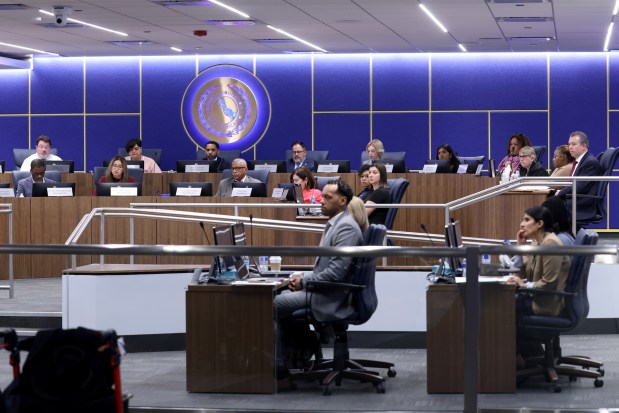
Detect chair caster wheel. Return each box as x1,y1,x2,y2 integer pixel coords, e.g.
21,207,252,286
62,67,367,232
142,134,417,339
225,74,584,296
322,386,332,396
553,384,562,393
374,383,386,393
387,367,397,378
594,379,604,388
569,376,577,382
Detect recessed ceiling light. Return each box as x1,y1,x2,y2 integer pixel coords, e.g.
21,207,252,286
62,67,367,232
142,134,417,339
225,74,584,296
203,20,255,26
0,4,28,10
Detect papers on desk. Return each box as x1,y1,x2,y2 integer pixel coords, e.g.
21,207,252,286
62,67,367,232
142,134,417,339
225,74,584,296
511,185,550,192
232,277,288,286
454,275,512,284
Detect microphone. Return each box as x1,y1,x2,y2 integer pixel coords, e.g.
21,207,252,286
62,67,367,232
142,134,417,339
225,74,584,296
199,222,220,281
198,222,211,245
420,224,436,247
249,214,254,246
420,224,451,281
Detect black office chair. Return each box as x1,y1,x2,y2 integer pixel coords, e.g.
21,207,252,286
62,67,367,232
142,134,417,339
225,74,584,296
94,166,144,184
315,176,340,190
221,168,269,185
516,229,603,392
532,145,547,166
117,147,162,166
360,151,405,165
384,178,409,232
571,147,619,227
285,150,329,162
289,224,392,395
13,148,59,170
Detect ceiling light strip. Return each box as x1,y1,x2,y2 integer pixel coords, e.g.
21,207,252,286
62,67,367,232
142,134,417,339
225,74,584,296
39,9,128,36
0,41,58,56
208,0,250,19
458,44,467,52
614,0,619,16
171,46,182,52
419,3,447,33
267,25,327,53
604,22,614,51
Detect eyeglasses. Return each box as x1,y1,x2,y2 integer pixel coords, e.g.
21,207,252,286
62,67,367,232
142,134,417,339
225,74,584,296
231,166,246,170
37,145,50,150
519,154,532,158
111,164,124,169
292,150,305,154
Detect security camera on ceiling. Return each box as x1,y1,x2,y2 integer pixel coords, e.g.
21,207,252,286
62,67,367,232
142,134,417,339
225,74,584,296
53,5,73,27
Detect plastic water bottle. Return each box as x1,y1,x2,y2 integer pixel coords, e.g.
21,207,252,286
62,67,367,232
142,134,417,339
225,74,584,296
482,254,491,265
309,193,318,215
500,163,511,184
461,258,467,278
512,169,520,181
259,256,269,273
242,256,250,270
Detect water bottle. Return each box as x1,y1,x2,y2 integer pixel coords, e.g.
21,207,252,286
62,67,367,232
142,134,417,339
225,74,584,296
309,193,318,215
500,163,511,184
482,254,491,265
512,169,520,181
242,256,250,270
259,256,269,273
461,258,467,278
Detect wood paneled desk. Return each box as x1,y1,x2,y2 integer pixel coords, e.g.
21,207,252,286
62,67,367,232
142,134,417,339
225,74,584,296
185,281,286,393
426,283,516,393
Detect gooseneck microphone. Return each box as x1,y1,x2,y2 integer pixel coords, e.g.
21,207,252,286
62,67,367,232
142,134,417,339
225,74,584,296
420,224,436,247
249,214,254,246
198,222,212,245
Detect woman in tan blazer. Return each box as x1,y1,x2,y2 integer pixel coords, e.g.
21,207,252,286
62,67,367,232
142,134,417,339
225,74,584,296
550,144,576,177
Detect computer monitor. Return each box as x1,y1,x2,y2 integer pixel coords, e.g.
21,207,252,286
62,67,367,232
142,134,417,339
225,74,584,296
424,159,452,173
445,219,463,273
102,160,144,169
212,224,249,280
379,159,406,173
315,160,351,173
230,181,267,197
95,182,142,197
247,160,287,173
169,182,213,196
230,222,259,273
0,161,5,173
44,160,74,173
32,182,75,197
176,160,216,173
0,183,9,188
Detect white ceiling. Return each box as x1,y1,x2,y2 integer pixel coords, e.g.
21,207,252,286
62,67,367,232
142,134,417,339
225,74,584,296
0,0,616,59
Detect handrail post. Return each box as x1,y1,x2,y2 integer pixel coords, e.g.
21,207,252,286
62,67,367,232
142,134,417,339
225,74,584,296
572,179,577,236
129,216,135,265
8,205,13,299
463,246,480,413
99,211,105,264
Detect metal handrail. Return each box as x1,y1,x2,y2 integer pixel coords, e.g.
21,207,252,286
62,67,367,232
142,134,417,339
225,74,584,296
0,204,13,298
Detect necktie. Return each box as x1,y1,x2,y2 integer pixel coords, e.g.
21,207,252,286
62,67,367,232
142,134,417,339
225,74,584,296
570,160,578,176
295,162,300,169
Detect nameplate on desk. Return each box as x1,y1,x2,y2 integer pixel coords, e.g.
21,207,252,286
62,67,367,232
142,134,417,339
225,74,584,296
317,164,339,173
254,164,276,172
0,188,14,198
47,187,73,197
475,164,483,175
271,187,285,198
176,187,202,196
457,164,468,174
422,164,438,173
185,164,209,173
110,186,138,196
384,164,394,173
231,187,252,197
127,164,140,169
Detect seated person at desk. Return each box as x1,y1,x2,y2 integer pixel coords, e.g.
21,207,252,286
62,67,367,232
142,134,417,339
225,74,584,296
365,163,391,226
99,156,136,183
516,146,548,177
124,138,161,174
274,180,363,385
498,133,532,176
16,159,56,197
348,196,369,233
356,164,372,201
362,139,384,166
291,166,321,204
202,140,231,172
436,143,460,173
286,141,316,173
550,144,575,177
20,135,62,171
541,197,575,247
215,158,261,196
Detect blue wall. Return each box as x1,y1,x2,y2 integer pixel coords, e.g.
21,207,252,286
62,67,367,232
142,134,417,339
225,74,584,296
0,52,617,228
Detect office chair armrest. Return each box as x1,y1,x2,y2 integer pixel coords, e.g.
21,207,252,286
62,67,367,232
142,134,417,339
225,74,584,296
517,287,576,297
304,280,364,292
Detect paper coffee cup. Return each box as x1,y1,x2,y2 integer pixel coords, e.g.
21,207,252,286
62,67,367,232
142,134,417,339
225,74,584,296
270,256,282,272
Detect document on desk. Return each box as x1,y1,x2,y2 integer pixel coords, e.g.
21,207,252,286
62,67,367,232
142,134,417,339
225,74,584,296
232,278,288,286
455,276,512,284
511,185,550,192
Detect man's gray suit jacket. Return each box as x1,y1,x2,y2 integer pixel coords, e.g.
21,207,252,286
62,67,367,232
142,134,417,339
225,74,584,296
215,175,262,197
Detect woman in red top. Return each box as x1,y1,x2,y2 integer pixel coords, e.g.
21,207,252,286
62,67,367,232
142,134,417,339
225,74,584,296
100,156,136,183
291,166,321,204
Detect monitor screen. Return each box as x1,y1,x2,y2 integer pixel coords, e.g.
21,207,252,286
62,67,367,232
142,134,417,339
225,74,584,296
379,158,406,173
95,182,142,197
103,160,144,169
247,160,287,173
44,160,74,173
0,161,5,173
169,182,213,196
424,159,452,173
176,160,216,173
230,181,267,197
32,182,75,197
445,220,463,273
213,224,249,279
315,160,351,173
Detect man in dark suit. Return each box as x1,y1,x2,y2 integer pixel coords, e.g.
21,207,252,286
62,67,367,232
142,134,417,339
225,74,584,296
285,141,316,173
274,180,363,386
16,158,56,197
202,140,231,172
214,158,261,196
556,131,602,218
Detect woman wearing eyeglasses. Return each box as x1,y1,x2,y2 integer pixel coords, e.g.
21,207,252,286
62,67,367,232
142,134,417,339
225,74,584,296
100,156,136,183
498,133,532,175
516,146,548,177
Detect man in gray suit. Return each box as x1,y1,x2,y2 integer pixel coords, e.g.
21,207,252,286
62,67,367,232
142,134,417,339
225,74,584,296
214,158,261,196
16,158,56,197
274,180,363,386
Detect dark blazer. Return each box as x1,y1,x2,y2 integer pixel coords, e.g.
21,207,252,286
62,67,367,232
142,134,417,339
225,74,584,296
557,151,602,214
201,156,231,172
518,161,548,177
286,157,316,173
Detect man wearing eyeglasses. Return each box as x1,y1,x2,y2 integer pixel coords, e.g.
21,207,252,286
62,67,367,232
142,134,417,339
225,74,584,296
285,141,317,173
16,159,56,197
20,135,62,171
215,158,261,196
